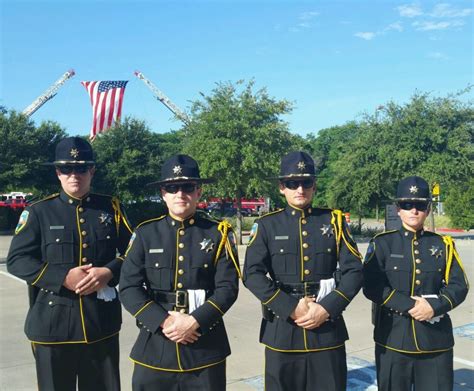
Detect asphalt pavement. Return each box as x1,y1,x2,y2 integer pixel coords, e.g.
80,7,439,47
0,237,473,390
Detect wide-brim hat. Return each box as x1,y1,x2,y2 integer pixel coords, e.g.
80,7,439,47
394,176,432,202
44,137,95,166
147,154,214,187
268,151,317,180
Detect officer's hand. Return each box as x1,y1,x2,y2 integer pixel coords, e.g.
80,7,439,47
74,266,113,295
408,296,434,321
162,312,201,345
294,302,329,330
290,296,315,320
63,264,93,291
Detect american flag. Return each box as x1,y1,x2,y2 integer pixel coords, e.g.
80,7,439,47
81,80,128,140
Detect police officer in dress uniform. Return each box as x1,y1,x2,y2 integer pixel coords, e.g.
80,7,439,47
119,154,240,391
363,176,469,391
7,137,133,390
243,151,363,391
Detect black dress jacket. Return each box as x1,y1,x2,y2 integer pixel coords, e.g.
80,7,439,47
7,191,132,344
243,206,363,352
363,227,469,353
119,214,240,371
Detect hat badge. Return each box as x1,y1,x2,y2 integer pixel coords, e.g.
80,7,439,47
409,185,418,194
173,165,183,176
297,161,306,171
70,148,80,158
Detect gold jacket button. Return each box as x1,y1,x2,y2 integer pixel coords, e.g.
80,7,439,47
301,219,307,225
82,243,88,249
416,259,422,264
78,207,84,212
438,268,442,272
189,219,195,225
82,257,88,263
171,221,176,226
177,282,183,289
414,241,419,246
68,199,73,204
155,263,159,267
302,231,308,236
414,250,419,255
178,255,184,261
178,269,184,275
303,256,309,261
393,266,398,270
48,301,53,306
81,231,87,236
280,248,284,253
79,218,85,223
304,269,311,275
55,238,60,242
291,211,296,215
179,230,185,236
308,208,312,213
415,280,421,285
204,264,208,268
179,243,184,249
302,243,309,249
415,269,421,274
327,248,331,252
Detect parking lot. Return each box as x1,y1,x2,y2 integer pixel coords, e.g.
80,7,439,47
0,238,473,390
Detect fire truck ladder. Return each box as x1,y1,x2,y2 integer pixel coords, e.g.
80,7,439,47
134,70,190,124
22,69,76,117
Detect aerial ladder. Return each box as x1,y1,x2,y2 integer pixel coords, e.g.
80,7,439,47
22,69,75,117
134,70,190,125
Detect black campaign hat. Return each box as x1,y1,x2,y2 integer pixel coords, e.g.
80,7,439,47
271,151,316,180
395,176,432,202
147,154,214,186
45,137,95,166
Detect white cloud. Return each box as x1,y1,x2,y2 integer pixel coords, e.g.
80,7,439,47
354,32,377,40
427,51,449,60
299,11,320,21
430,3,473,18
413,20,464,31
386,22,403,32
397,4,423,18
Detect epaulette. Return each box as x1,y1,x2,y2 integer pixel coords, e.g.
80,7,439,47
136,215,166,229
257,208,284,220
373,230,398,239
90,192,113,199
29,193,59,206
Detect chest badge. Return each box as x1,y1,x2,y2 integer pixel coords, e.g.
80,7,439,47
320,224,334,237
99,212,113,226
429,245,443,259
199,238,215,253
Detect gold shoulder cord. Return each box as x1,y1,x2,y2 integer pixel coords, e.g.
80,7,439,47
216,221,242,279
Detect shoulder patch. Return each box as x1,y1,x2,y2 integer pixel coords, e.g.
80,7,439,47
248,222,259,246
15,210,30,235
364,241,376,263
125,232,137,256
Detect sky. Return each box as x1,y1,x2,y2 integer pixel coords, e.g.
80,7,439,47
1,0,472,138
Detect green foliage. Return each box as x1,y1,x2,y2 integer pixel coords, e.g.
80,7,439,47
0,109,66,195
123,200,167,228
444,178,474,229
92,118,179,202
305,89,474,227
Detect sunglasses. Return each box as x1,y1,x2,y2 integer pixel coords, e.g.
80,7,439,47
398,201,430,211
162,183,199,194
57,165,91,175
283,179,315,190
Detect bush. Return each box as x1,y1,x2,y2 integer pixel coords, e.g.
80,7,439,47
124,201,167,228
444,179,474,230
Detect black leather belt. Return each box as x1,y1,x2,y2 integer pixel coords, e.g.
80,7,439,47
150,290,189,310
278,282,320,298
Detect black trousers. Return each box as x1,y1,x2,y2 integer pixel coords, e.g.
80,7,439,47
32,334,120,391
375,345,453,391
265,345,347,391
132,360,226,391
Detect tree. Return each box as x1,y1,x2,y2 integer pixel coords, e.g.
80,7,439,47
183,80,296,242
444,178,474,230
92,117,180,202
0,108,66,196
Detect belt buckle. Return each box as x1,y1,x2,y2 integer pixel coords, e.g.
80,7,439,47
175,290,188,309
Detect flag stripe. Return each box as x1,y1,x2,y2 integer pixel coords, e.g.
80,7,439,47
81,80,128,140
